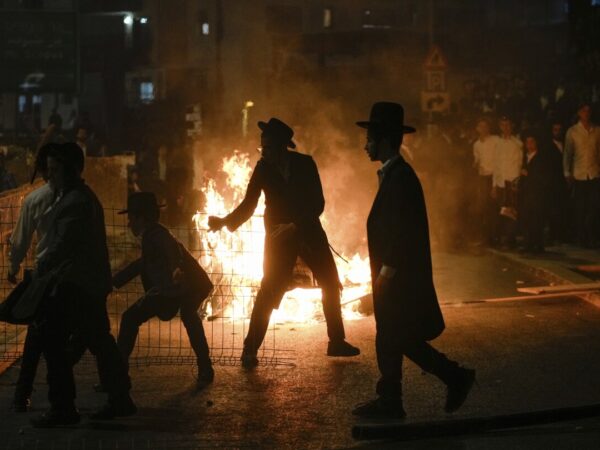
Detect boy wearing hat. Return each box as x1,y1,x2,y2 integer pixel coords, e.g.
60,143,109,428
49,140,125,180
208,117,359,368
353,102,475,418
113,192,214,388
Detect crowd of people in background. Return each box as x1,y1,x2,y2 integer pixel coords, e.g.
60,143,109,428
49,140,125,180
404,74,600,253
3,73,599,253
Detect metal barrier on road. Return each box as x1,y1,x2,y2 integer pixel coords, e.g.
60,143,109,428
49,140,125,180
0,184,294,370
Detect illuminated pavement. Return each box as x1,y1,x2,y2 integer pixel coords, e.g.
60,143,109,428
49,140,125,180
1,251,600,449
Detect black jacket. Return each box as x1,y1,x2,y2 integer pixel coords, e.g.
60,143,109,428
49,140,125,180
224,152,328,244
367,156,445,342
113,222,213,314
520,150,554,208
37,181,112,299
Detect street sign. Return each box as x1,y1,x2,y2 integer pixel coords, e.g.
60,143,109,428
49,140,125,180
185,104,202,137
423,45,449,113
421,92,450,113
425,71,446,92
423,45,448,70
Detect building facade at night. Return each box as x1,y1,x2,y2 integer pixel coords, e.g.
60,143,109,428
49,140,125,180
0,0,581,149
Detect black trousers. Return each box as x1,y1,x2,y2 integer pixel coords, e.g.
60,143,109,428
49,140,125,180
39,282,130,409
476,175,495,243
573,179,600,246
243,235,345,353
494,185,518,244
375,331,460,400
14,326,42,400
14,326,88,401
117,295,210,366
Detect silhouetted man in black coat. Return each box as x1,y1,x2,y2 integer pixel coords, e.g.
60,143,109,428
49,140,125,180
113,192,214,388
519,131,554,252
209,118,359,368
31,143,135,427
353,103,475,419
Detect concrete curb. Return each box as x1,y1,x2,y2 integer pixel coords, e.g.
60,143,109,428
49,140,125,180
352,403,600,441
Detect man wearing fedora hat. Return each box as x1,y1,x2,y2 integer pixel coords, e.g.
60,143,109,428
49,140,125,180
353,102,475,418
208,117,359,368
113,192,214,387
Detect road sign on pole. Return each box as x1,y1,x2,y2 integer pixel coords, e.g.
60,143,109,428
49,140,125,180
423,45,448,70
185,104,202,137
422,45,449,113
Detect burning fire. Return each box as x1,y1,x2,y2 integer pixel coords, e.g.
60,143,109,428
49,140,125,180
193,151,371,325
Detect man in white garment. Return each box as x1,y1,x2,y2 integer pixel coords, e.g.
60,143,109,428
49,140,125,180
7,143,59,412
492,116,523,247
563,102,600,247
473,118,499,245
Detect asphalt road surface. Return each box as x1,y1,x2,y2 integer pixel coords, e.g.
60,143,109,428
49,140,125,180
1,252,599,449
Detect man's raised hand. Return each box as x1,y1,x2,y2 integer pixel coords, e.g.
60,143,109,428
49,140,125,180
208,216,226,232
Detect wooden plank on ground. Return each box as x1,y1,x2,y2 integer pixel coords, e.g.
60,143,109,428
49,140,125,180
517,282,600,295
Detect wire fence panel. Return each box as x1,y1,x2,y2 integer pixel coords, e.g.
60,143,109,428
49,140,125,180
0,186,294,369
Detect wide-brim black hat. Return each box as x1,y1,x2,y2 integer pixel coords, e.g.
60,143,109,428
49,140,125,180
258,117,296,148
118,192,166,215
356,102,416,134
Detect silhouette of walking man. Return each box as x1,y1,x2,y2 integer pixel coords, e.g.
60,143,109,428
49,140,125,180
209,118,359,368
353,102,475,418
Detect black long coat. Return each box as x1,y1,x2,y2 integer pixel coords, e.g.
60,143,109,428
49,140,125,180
37,181,112,299
519,150,554,216
367,156,445,342
113,222,213,319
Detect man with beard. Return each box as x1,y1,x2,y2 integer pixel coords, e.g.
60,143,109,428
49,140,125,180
353,102,475,418
208,118,359,368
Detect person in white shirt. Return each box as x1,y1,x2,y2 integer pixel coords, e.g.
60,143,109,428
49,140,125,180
492,116,523,247
563,102,600,247
7,143,58,412
472,118,499,245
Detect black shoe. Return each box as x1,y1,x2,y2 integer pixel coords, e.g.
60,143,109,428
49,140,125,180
327,340,360,357
352,397,406,419
445,368,476,413
240,350,258,369
196,365,214,390
90,394,137,420
11,397,30,413
31,408,80,428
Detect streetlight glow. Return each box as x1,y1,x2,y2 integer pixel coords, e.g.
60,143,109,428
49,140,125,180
123,15,134,25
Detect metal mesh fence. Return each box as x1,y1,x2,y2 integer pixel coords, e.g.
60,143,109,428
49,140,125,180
0,187,294,369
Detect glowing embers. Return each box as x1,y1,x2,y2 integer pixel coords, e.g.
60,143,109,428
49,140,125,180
194,151,371,325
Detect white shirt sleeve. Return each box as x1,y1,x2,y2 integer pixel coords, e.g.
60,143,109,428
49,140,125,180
8,197,35,275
